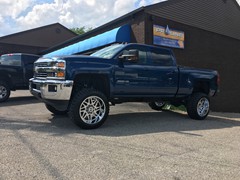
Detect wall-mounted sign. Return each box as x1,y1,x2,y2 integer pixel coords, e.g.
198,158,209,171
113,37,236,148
153,25,185,49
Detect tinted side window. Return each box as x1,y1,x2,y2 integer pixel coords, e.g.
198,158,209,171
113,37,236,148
138,50,147,64
150,49,174,66
120,46,148,65
23,55,40,65
0,55,21,66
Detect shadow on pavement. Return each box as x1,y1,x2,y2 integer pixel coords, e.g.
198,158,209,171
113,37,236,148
0,114,79,136
1,110,239,137
0,96,40,107
81,111,240,137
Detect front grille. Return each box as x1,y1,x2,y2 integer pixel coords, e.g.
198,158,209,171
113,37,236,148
34,61,54,79
34,59,65,79
35,72,48,78
36,62,49,67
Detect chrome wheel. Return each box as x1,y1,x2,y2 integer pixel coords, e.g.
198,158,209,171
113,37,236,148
0,85,7,99
187,93,210,120
79,96,106,125
149,101,166,111
155,101,165,107
197,97,209,117
69,89,109,129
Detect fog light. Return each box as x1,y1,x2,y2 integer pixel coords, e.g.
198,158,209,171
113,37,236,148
49,85,57,92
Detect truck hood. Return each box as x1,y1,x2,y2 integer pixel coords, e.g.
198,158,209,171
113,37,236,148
36,55,111,64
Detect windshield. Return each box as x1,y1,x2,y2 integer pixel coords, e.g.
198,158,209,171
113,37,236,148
90,44,125,59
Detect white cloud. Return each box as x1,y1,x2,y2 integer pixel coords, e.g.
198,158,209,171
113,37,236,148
113,0,136,16
14,0,139,32
0,0,33,18
0,16,3,24
0,0,165,37
138,0,149,7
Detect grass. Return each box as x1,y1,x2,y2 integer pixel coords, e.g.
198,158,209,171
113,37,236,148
163,104,187,112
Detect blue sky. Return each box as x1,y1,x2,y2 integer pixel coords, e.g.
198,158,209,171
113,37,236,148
0,0,166,37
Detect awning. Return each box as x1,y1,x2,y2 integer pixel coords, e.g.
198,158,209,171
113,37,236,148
43,24,131,58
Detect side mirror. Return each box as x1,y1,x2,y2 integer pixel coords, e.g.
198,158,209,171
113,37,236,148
119,50,139,62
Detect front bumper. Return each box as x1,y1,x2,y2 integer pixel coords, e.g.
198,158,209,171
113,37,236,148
29,78,73,100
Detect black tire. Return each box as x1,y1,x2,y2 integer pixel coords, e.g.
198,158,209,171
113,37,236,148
45,104,68,115
0,81,11,102
69,89,109,129
148,101,166,111
187,93,210,120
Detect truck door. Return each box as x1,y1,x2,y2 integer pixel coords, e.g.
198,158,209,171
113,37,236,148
114,45,152,95
147,48,178,96
22,55,39,84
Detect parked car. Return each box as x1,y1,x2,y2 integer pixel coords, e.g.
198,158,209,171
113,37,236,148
30,43,219,129
0,53,40,102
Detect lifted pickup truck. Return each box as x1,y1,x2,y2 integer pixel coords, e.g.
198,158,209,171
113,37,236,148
0,53,40,102
30,43,219,129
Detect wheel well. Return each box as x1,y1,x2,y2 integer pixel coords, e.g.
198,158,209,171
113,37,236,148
72,74,110,98
193,81,209,95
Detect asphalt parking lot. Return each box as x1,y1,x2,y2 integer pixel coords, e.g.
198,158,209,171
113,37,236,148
0,90,240,180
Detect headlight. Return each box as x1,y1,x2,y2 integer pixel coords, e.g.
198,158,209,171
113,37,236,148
56,62,65,68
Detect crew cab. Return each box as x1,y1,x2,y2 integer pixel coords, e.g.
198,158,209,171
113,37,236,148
0,53,40,102
29,43,219,129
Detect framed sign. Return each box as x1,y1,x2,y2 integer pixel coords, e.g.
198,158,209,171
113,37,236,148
153,25,185,49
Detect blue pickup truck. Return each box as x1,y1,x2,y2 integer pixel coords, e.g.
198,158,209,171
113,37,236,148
30,43,219,129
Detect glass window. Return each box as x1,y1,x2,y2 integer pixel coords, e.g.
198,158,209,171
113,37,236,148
120,46,148,65
0,55,21,66
138,50,147,64
151,49,174,66
90,44,124,59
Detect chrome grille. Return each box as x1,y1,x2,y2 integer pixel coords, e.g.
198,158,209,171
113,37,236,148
34,62,52,78
34,59,65,80
35,72,48,78
36,62,49,67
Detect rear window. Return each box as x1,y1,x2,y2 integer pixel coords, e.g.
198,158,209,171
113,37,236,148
0,55,21,66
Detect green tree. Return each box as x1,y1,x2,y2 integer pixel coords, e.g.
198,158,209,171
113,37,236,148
70,26,92,35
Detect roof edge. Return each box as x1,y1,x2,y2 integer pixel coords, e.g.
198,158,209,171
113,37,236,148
0,23,77,40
